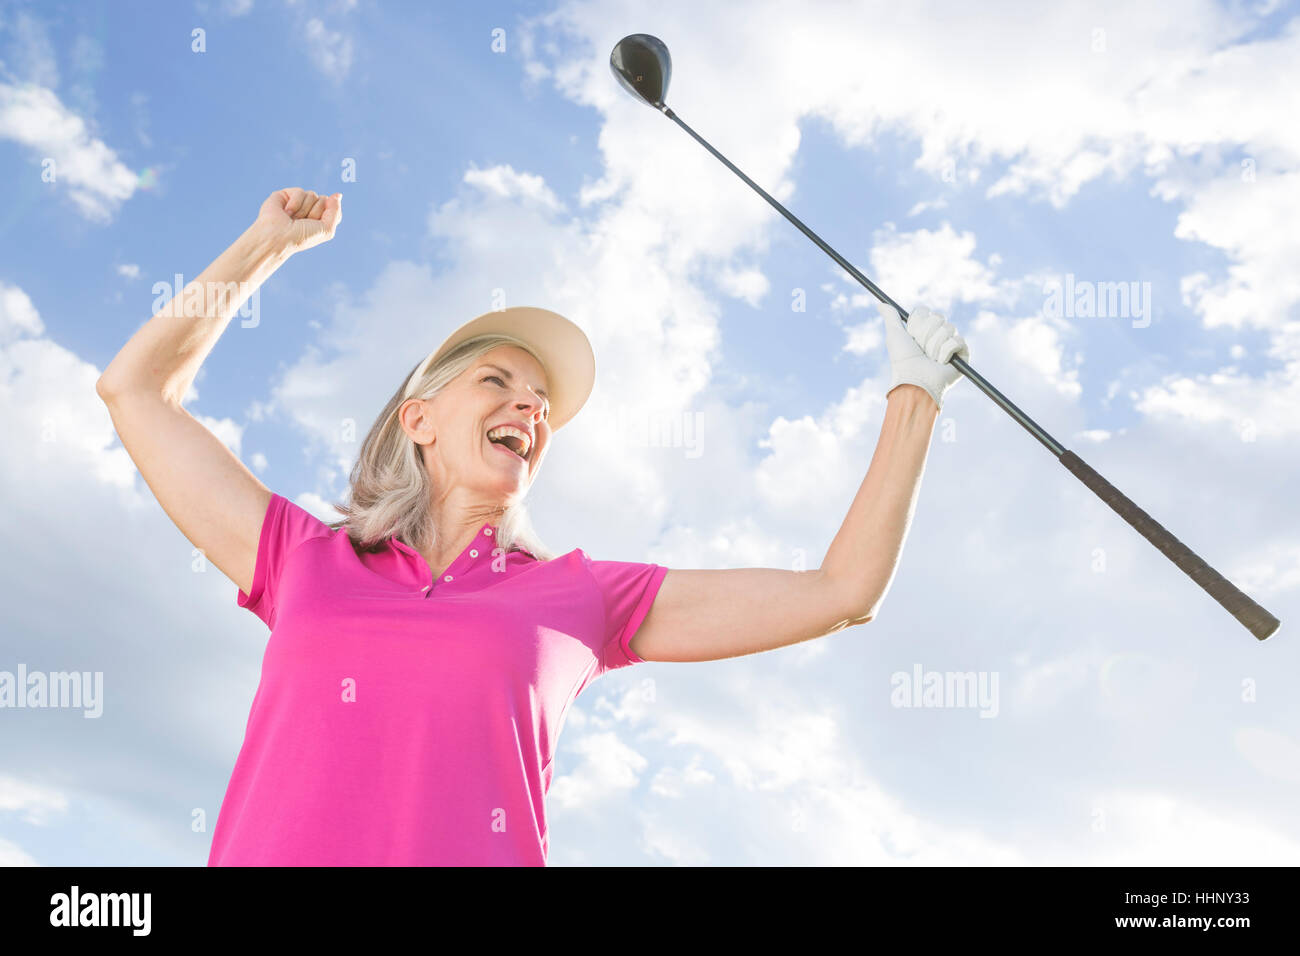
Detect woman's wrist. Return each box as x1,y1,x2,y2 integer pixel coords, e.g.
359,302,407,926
886,382,942,417
238,221,296,278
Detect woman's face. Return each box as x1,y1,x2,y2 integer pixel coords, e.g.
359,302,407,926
401,345,552,507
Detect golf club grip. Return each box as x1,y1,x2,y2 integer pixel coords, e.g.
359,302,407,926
1059,450,1280,641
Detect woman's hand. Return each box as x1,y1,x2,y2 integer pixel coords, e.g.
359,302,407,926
252,187,343,256
879,301,970,411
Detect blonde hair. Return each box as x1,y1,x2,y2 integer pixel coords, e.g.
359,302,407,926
327,333,555,561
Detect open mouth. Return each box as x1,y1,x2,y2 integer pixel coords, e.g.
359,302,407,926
486,426,532,462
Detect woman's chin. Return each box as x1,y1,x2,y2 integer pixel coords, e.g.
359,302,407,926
480,472,530,501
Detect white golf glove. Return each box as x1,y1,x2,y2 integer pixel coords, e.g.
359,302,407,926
880,301,970,411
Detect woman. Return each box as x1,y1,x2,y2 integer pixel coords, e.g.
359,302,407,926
96,187,969,866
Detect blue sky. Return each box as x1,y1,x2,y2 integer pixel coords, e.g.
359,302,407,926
2,0,1298,866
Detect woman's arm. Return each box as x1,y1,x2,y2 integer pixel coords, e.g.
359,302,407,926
97,189,337,402
820,383,940,622
630,384,939,663
97,224,287,403
95,188,341,597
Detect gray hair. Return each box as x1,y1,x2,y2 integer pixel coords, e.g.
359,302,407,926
327,333,555,562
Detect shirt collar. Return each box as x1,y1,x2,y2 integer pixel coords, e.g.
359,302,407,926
378,521,538,585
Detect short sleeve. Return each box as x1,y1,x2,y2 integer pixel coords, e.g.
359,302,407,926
582,554,669,674
237,492,333,629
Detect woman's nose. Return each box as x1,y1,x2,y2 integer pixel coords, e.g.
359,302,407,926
513,392,546,419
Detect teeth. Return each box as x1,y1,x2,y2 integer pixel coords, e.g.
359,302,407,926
487,425,532,460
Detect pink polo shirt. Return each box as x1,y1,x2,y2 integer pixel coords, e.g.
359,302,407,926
208,492,668,866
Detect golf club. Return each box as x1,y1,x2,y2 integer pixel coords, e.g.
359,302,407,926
610,32,1281,642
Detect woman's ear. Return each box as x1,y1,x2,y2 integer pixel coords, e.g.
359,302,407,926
399,397,436,444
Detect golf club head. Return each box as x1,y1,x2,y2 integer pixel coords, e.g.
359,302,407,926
610,34,671,108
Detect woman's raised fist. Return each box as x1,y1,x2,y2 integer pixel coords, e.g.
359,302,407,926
253,187,342,255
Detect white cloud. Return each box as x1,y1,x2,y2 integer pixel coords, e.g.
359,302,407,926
0,281,44,344
716,264,769,307
1224,543,1300,598
838,220,1029,362
634,811,713,864
0,284,137,489
1084,791,1300,865
294,491,345,524
1135,363,1300,440
1010,649,1095,715
462,163,564,212
565,687,1031,864
0,82,138,222
867,222,1009,314
1171,172,1300,332
648,756,716,798
0,774,69,826
1235,727,1300,784
115,263,141,280
4,11,59,88
973,309,1083,398
303,18,353,81
842,317,882,355
0,838,37,866
907,197,948,217
754,380,884,513
549,731,648,808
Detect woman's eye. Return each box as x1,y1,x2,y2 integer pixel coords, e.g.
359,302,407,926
483,373,547,416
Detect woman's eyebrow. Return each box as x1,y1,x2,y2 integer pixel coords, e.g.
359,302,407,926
478,364,549,400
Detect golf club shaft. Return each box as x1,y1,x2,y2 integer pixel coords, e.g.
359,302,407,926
660,104,1280,642
663,107,1061,454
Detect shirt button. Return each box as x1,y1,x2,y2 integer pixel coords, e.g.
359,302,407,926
422,584,430,591
444,574,453,582
470,549,478,558
484,528,493,537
